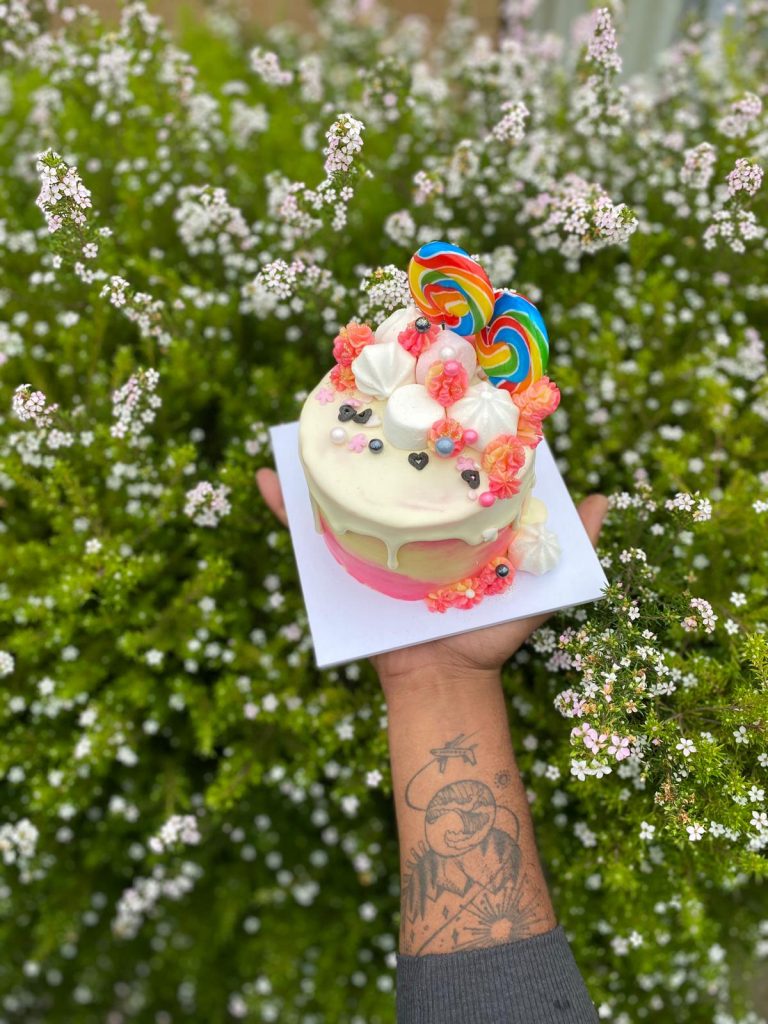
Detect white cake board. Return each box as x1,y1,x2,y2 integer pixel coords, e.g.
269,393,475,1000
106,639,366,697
269,423,607,669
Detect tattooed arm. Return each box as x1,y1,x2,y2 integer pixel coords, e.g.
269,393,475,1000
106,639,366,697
381,670,556,955
379,668,601,1024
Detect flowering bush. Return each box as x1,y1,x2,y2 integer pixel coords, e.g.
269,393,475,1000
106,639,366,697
0,1,767,1021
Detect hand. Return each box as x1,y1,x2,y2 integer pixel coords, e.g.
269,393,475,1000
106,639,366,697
256,468,607,695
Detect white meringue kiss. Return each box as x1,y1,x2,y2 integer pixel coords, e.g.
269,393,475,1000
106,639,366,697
450,381,519,451
511,524,561,575
351,341,416,399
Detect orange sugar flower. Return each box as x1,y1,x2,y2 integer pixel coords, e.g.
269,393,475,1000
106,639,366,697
332,321,374,367
512,377,561,448
330,363,357,392
482,434,527,499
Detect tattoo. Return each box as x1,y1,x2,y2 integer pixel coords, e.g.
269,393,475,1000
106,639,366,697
402,734,546,954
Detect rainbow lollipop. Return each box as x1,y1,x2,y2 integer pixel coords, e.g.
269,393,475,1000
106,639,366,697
408,241,494,337
476,289,549,395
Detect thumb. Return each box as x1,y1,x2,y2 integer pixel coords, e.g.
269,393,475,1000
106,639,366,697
577,493,609,548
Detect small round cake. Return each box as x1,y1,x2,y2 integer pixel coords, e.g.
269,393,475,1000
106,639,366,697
298,242,562,611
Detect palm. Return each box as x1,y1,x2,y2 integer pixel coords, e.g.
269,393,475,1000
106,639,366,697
255,468,606,679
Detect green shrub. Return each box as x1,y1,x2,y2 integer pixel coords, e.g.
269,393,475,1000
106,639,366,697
0,2,766,1021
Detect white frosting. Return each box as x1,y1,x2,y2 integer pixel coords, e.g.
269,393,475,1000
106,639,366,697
450,382,520,450
511,524,561,575
383,383,445,451
374,303,422,345
351,341,416,399
415,330,477,384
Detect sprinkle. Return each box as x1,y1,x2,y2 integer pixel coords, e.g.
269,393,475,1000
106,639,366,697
368,438,383,453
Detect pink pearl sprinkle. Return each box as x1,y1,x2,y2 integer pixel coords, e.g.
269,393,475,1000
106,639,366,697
443,360,461,376
463,428,478,445
479,491,495,508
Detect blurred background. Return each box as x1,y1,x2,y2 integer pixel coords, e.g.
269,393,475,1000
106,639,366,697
89,0,735,75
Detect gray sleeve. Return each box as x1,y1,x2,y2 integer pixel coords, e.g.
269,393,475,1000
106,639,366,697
396,925,599,1024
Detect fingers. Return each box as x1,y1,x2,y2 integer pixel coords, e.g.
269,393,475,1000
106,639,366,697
256,468,288,526
576,494,609,548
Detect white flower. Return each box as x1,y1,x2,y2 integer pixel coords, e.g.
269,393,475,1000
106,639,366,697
0,651,15,678
686,824,705,842
365,770,383,788
676,738,697,758
639,821,656,841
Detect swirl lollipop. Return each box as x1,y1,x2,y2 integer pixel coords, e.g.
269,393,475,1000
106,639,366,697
476,289,549,394
408,241,494,338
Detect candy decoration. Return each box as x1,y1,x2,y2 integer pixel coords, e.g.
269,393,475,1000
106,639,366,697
461,469,480,489
408,452,429,470
495,563,510,578
479,491,496,507
353,408,372,424
338,404,357,422
476,290,549,395
435,437,455,456
368,438,384,453
408,241,494,337
330,427,347,445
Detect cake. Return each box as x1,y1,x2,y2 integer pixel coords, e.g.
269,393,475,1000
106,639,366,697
298,241,562,611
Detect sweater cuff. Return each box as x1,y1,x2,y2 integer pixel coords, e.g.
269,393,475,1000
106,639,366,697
395,925,599,1024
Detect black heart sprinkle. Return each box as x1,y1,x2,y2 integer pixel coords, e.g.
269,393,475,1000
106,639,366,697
338,404,356,422
353,408,372,424
408,452,429,471
461,469,480,489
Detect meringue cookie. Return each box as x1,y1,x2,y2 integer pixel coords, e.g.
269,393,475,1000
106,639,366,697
415,330,477,384
450,382,520,451
383,384,445,450
374,303,422,345
511,524,561,575
351,341,416,399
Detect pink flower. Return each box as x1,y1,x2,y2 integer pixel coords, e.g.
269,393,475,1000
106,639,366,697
425,360,469,407
332,322,374,367
315,386,335,404
513,377,561,448
427,417,466,457
347,433,366,453
456,455,478,472
398,319,439,357
330,364,357,392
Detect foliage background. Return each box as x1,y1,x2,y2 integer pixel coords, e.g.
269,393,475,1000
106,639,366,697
0,1,766,1022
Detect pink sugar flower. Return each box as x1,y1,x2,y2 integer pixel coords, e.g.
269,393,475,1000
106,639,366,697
315,386,335,404
398,319,439,357
456,455,478,472
425,360,469,407
347,433,366,452
427,417,466,457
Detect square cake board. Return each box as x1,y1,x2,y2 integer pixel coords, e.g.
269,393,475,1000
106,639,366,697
269,422,608,669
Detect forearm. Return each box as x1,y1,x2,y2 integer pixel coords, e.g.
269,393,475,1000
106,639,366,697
381,668,557,956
